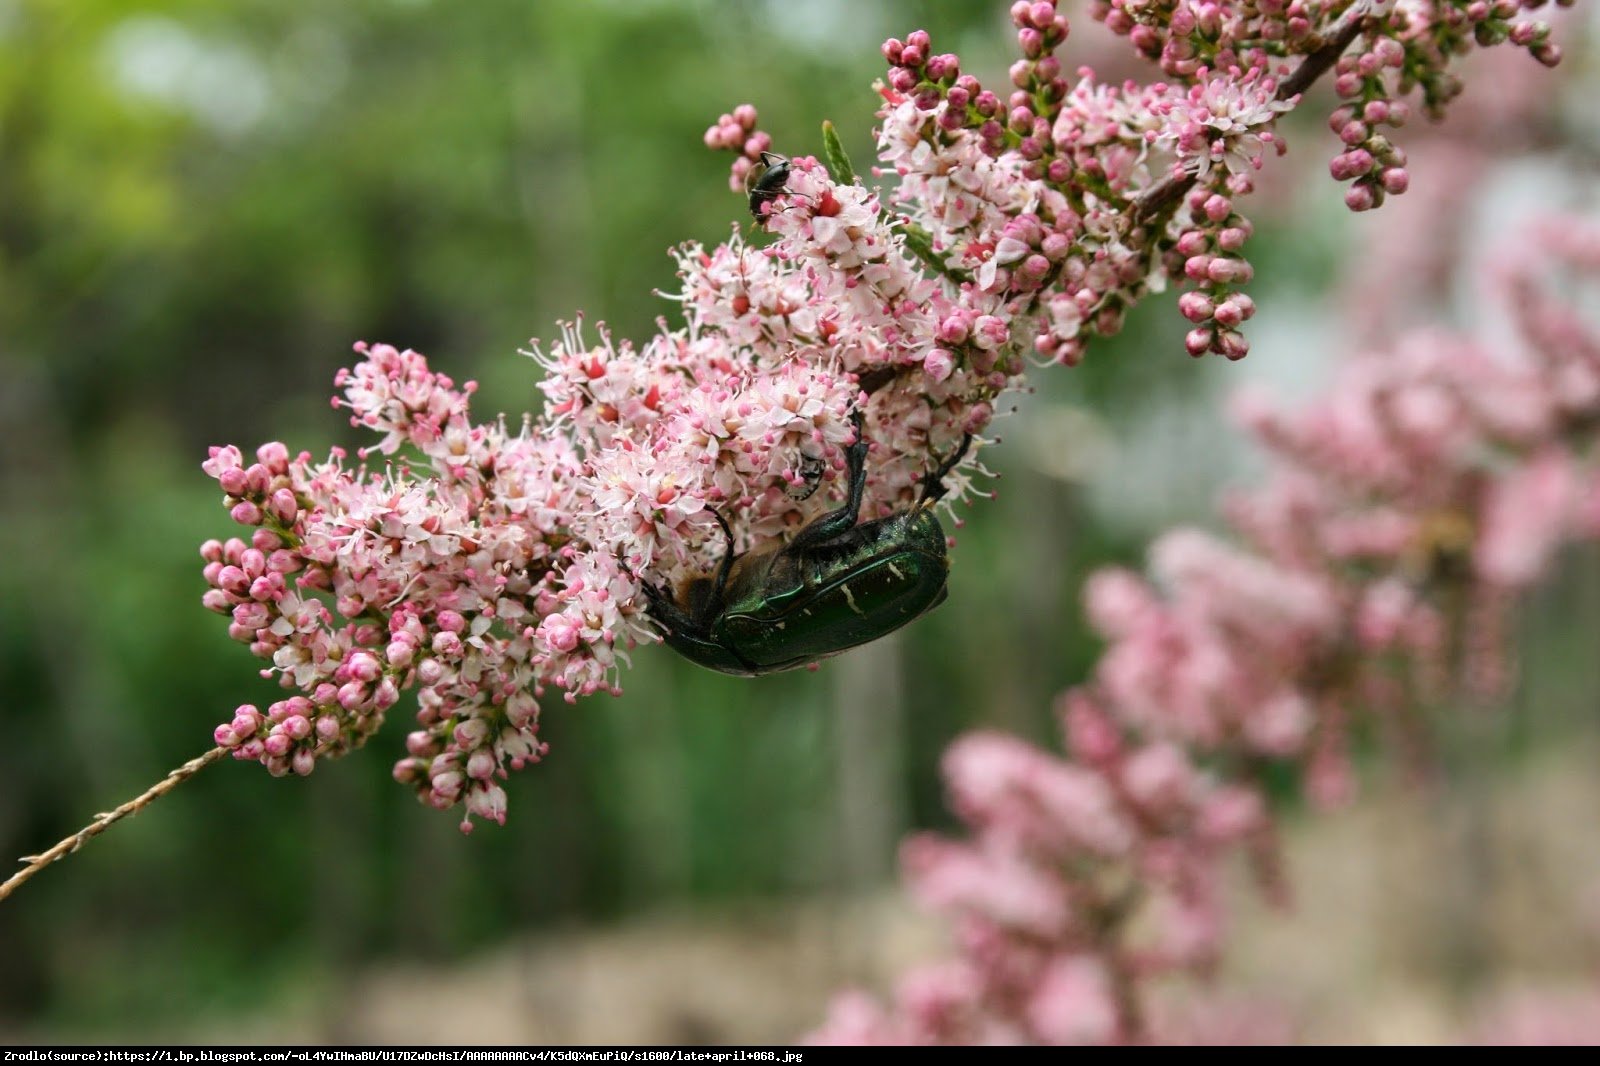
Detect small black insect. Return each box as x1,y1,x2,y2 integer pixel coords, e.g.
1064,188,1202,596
747,151,792,224
641,418,971,676
785,450,828,501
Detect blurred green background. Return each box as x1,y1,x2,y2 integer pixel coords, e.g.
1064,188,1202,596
1,0,1595,1045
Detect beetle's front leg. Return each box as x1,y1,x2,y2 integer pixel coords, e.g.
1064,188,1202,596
919,433,973,505
706,508,737,607
784,411,868,551
640,580,704,639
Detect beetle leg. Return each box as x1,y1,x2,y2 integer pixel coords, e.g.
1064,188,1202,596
919,433,973,505
707,508,738,610
784,410,869,551
640,580,704,639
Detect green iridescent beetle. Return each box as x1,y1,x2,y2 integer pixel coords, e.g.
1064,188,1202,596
641,423,970,676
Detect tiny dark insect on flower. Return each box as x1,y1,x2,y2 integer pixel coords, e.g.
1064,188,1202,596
747,151,791,224
785,450,828,501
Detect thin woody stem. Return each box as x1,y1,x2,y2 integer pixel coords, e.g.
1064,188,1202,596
1129,5,1375,226
0,746,227,903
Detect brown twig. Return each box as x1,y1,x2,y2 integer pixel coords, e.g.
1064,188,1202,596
0,746,227,903
1128,5,1375,226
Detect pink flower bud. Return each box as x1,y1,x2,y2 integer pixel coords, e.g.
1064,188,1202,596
248,574,282,602
268,488,298,524
1330,149,1374,181
963,403,994,435
217,565,249,595
1178,292,1215,323
467,749,496,780
1213,300,1244,328
232,602,269,630
936,314,971,344
1206,257,1246,284
217,467,248,497
1175,230,1209,256
924,348,956,383
266,549,301,574
346,650,381,682
973,315,1009,349
1185,328,1213,357
374,677,399,709
336,675,366,710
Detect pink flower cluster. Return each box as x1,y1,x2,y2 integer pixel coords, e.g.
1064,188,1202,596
808,220,1600,1044
1092,0,1566,212
711,1,1559,374
201,0,1561,828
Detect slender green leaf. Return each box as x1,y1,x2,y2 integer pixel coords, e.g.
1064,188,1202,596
821,120,856,186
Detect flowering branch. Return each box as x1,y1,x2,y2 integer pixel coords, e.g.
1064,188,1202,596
1129,2,1373,225
180,0,1561,834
